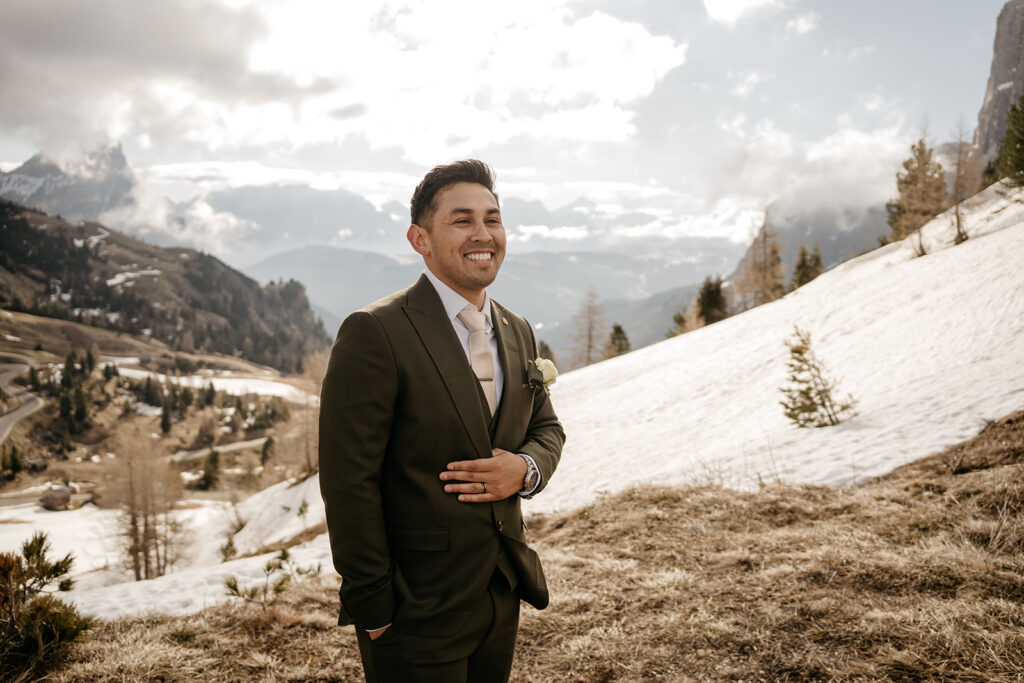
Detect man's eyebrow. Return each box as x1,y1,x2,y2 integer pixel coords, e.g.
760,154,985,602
447,207,501,216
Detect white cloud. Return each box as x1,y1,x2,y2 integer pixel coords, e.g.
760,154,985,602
729,69,774,97
330,228,355,245
847,45,877,62
716,112,748,137
98,187,258,256
229,0,689,163
616,196,765,245
139,161,419,208
785,11,820,34
701,0,788,26
511,224,589,241
858,93,885,112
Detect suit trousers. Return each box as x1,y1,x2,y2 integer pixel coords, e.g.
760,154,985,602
354,569,520,683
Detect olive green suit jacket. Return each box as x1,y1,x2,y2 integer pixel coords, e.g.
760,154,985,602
318,274,565,639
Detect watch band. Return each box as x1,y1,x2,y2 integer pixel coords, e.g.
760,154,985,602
519,455,539,495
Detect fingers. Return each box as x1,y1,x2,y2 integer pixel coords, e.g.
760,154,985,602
445,459,491,472
443,482,487,494
441,469,482,483
455,492,499,503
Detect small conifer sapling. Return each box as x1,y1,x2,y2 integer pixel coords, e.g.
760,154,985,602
779,326,857,428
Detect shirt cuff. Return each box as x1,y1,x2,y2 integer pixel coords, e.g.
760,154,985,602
517,454,542,497
366,623,391,632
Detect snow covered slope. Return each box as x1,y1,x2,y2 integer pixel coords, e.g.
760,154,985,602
7,182,1023,620
533,182,1024,513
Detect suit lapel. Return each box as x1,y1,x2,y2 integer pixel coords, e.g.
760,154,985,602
403,274,491,458
490,300,524,447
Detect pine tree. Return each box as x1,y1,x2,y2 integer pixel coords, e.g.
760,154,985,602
734,212,785,309
203,382,216,407
779,326,857,428
260,436,275,466
603,323,631,359
790,242,824,289
997,90,1024,187
0,531,91,681
199,450,220,490
72,385,88,423
696,275,728,324
884,137,947,252
61,352,75,388
143,376,162,407
58,392,72,421
537,340,557,368
160,400,172,434
28,367,40,391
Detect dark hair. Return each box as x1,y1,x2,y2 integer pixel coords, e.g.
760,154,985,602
410,159,498,228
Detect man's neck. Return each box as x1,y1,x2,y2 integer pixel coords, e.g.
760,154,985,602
425,266,486,310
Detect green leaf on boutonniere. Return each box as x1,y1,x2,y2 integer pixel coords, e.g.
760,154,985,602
527,360,545,388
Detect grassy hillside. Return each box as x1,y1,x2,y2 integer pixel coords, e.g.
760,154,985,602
41,408,1024,681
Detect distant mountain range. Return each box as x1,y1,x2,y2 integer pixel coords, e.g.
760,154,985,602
0,143,909,364
0,199,328,373
242,243,737,361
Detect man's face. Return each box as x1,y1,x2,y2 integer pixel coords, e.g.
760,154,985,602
408,181,506,306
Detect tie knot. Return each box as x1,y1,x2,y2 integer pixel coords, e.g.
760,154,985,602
457,307,488,333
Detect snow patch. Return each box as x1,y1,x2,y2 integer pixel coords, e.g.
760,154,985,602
105,268,162,288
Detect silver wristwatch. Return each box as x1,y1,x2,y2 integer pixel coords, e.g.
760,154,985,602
519,455,539,496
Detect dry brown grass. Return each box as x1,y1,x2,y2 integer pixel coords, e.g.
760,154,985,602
44,410,1024,682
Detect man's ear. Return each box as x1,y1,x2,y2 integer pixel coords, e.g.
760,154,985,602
407,224,430,256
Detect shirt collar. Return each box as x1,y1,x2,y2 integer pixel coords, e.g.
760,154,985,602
423,268,492,327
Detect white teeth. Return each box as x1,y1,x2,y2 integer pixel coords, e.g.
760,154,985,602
466,253,491,261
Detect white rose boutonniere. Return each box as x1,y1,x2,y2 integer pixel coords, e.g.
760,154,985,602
526,357,558,389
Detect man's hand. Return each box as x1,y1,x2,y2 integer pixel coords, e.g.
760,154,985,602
441,448,528,502
368,625,389,641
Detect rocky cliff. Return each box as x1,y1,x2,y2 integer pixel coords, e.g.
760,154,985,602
974,0,1024,164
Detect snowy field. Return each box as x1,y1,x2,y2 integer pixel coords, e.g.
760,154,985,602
2,183,1023,620
116,367,316,404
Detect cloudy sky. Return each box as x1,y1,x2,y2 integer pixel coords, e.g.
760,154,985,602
0,0,1008,261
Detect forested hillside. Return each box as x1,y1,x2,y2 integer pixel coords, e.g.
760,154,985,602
0,199,328,372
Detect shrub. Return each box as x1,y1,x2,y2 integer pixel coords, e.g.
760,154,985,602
0,532,92,681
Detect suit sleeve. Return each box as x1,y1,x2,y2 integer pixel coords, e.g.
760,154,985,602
318,311,397,630
516,322,565,496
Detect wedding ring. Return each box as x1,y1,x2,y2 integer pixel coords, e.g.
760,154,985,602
481,482,487,494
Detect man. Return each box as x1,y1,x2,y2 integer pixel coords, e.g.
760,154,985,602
319,159,565,682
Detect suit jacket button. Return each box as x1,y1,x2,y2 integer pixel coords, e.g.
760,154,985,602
496,520,503,531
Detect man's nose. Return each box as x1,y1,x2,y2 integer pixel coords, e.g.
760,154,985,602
468,217,491,241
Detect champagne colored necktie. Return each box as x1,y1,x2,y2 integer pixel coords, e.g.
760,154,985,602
457,307,498,416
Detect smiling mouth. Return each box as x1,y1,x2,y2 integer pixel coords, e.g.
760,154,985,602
464,252,493,262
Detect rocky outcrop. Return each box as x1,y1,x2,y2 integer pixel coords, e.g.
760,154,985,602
974,0,1024,164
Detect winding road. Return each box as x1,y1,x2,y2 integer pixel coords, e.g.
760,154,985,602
0,353,43,447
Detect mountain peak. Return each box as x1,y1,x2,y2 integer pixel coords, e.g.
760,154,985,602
8,142,129,180
0,142,134,221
